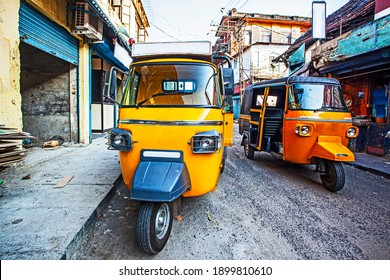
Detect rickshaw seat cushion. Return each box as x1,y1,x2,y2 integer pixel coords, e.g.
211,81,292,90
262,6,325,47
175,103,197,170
132,161,191,202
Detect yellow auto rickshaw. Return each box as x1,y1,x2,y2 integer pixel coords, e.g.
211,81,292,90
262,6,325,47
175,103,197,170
239,76,358,192
107,41,234,253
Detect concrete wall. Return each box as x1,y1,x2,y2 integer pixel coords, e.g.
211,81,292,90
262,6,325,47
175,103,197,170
0,1,22,129
20,43,71,143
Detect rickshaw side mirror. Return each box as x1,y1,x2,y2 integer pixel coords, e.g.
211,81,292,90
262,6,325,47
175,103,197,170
109,69,118,98
223,67,234,96
105,66,128,104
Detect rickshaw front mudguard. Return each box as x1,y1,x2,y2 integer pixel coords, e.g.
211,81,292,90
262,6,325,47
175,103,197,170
131,151,191,202
308,136,355,162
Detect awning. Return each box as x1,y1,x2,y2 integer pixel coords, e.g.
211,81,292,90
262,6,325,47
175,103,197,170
318,47,390,76
90,39,127,71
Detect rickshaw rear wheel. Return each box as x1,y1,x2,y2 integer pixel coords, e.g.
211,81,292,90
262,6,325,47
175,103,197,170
137,202,173,254
320,161,345,192
243,138,255,159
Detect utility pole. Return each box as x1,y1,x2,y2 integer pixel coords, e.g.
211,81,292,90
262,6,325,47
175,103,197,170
234,16,247,100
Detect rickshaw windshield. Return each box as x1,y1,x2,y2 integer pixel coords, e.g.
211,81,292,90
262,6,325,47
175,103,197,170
121,63,221,107
288,83,348,111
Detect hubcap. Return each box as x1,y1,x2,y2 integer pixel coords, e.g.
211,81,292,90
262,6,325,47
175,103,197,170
155,203,170,239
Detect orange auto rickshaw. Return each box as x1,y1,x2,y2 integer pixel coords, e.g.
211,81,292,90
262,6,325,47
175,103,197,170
239,76,358,192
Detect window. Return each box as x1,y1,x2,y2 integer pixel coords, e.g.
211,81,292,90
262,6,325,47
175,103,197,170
111,0,122,7
269,54,280,73
280,32,291,44
260,30,271,43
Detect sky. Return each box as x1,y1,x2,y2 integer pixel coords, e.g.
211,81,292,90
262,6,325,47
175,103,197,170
143,0,350,42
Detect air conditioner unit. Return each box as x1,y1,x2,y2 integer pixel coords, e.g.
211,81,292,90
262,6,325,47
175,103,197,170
73,2,103,41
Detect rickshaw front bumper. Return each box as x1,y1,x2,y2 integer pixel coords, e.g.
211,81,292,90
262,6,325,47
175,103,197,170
308,135,355,162
131,150,191,202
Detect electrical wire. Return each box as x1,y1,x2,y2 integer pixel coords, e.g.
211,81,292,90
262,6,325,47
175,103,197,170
149,22,179,41
237,0,250,11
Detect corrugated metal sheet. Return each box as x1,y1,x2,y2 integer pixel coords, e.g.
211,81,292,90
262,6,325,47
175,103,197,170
19,1,79,65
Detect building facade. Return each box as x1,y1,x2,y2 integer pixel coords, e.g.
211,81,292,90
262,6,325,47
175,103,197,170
214,9,311,95
277,0,390,157
0,0,149,145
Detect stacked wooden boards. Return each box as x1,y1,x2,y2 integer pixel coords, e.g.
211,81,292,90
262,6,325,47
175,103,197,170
0,125,36,168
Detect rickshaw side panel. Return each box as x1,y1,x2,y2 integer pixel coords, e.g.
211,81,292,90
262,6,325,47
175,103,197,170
223,111,234,146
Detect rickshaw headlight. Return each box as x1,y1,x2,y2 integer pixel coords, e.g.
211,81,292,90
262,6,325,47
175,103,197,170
294,124,313,137
191,130,222,153
347,126,358,138
113,135,125,146
301,126,310,135
200,137,215,150
109,128,132,151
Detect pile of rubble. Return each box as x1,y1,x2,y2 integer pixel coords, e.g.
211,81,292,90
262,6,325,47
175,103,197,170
0,124,36,169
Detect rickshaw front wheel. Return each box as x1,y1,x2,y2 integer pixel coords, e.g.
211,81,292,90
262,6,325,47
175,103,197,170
137,202,173,254
320,161,345,192
243,138,255,159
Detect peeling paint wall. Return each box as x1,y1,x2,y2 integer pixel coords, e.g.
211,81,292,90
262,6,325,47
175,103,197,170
0,1,22,128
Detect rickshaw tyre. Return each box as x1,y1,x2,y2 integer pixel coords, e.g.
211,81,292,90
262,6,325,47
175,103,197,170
243,138,255,159
136,202,173,254
320,161,345,192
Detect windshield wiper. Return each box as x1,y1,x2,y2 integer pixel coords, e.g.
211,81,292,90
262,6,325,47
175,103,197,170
314,106,345,112
136,92,186,108
136,92,165,108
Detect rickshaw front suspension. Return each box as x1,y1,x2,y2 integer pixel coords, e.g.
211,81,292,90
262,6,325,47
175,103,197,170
313,158,327,174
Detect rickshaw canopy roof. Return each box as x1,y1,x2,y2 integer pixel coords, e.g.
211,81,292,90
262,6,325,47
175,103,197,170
131,41,213,62
250,76,340,89
240,76,341,115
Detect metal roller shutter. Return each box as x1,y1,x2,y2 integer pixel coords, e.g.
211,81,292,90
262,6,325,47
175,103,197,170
19,1,79,65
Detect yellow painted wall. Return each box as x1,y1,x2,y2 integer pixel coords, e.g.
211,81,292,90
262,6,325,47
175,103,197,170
79,43,91,144
0,0,22,129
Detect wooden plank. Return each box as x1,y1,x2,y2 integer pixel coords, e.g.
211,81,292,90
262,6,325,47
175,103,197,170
0,141,19,149
0,155,24,164
0,150,26,158
53,175,74,188
0,135,36,139
0,158,24,166
0,146,20,152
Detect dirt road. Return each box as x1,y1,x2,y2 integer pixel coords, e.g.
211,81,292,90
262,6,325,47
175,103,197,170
70,126,390,260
